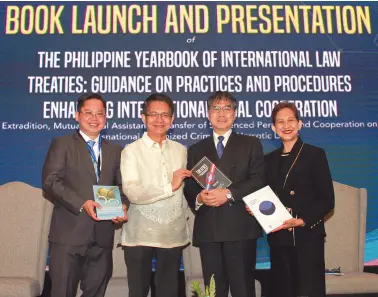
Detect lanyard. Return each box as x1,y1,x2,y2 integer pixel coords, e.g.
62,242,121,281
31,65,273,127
77,130,102,181
87,137,102,181
86,137,102,164
283,143,304,189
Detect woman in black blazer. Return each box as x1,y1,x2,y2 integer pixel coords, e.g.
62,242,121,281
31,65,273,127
248,102,335,297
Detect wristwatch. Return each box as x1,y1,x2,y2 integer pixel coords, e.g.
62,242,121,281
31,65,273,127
226,190,235,205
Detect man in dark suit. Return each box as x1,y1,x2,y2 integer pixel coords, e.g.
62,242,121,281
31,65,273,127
184,91,265,297
42,93,128,297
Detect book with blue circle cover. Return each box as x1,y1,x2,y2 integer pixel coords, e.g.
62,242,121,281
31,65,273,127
242,186,292,234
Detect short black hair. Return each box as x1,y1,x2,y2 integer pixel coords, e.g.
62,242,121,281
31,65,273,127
271,102,300,124
142,93,174,116
77,93,106,112
207,91,237,110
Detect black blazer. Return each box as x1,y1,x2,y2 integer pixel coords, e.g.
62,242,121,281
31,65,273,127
184,132,265,246
42,131,127,248
265,138,335,247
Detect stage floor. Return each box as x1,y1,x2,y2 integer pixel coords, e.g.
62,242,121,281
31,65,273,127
40,267,378,297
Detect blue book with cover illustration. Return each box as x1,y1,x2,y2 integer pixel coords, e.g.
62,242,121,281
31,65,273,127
93,185,124,220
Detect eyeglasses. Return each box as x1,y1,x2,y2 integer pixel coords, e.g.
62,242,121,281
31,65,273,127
210,105,234,113
80,111,106,118
275,118,297,127
145,112,172,119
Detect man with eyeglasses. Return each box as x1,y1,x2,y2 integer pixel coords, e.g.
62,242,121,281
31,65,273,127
42,93,128,297
119,93,192,297
184,91,265,297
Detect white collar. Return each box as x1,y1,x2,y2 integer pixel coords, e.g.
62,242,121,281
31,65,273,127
79,130,100,143
142,132,168,148
213,129,232,143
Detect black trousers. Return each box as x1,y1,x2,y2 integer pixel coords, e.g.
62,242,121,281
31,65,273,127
123,245,183,297
49,240,112,297
199,239,257,297
268,239,326,297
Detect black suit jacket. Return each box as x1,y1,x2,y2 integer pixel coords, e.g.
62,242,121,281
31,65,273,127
42,131,127,248
265,138,335,247
184,132,265,246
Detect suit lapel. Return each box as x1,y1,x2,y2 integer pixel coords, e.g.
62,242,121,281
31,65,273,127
74,132,97,183
269,149,281,191
221,132,237,161
98,139,110,185
201,137,219,164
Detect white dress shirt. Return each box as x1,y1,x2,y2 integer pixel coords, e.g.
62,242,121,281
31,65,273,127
79,130,100,160
212,129,232,150
195,129,233,210
78,131,101,212
119,132,190,248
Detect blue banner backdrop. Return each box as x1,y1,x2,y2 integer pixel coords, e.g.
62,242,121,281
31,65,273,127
1,1,378,268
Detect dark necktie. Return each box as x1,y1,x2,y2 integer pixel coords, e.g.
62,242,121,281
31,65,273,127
217,136,225,158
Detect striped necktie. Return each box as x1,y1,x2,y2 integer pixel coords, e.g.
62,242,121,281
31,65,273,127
87,140,99,181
